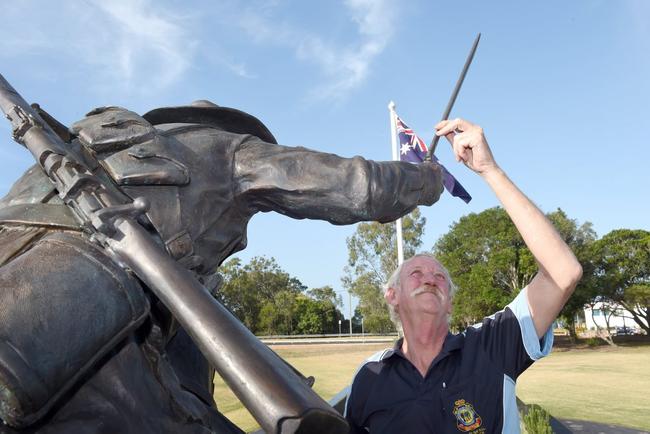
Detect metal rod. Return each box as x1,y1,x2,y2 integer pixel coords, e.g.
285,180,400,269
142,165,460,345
425,33,481,161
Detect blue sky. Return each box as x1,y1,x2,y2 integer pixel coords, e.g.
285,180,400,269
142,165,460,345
1,0,648,317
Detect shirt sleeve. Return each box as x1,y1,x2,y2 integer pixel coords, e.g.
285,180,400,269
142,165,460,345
507,286,554,361
471,287,554,379
233,137,444,224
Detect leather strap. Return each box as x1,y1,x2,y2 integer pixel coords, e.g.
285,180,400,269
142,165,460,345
0,204,82,230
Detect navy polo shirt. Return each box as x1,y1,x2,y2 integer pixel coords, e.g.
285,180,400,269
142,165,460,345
345,287,553,434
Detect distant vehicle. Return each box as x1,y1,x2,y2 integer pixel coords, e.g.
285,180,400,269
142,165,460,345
615,326,637,336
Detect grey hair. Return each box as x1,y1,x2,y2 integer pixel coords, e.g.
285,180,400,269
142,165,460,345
384,253,457,332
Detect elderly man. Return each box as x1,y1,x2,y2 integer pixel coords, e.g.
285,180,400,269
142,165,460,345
345,118,582,433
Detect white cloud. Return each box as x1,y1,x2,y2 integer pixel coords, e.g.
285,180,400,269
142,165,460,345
0,1,396,100
237,8,294,46
0,0,197,95
83,0,197,92
215,56,257,79
236,0,396,101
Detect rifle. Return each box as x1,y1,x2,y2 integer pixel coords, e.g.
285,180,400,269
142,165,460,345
0,73,348,434
425,33,481,160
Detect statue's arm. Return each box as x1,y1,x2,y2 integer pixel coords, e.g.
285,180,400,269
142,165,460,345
233,138,444,224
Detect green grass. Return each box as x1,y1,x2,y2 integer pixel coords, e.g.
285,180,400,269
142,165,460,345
214,343,650,432
213,343,389,432
517,345,650,431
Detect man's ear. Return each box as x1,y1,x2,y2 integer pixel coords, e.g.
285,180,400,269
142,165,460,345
385,286,398,306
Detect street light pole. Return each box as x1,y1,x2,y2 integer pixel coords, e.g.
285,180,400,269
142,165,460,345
361,317,365,338
338,319,341,337
349,290,353,336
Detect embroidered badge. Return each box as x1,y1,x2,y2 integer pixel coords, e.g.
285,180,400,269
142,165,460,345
453,399,483,432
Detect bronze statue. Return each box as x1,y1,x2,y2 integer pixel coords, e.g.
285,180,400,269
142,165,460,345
0,74,443,434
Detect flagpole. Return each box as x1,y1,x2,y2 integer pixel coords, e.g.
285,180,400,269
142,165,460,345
388,101,404,266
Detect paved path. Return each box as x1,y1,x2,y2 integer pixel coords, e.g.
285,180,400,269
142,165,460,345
552,418,649,434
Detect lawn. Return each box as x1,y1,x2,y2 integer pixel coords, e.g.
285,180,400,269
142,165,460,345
213,342,388,432
213,342,650,432
517,345,650,431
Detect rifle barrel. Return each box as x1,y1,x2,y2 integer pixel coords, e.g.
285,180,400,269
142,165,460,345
426,33,481,160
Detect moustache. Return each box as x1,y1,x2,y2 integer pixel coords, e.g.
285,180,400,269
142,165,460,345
410,285,447,300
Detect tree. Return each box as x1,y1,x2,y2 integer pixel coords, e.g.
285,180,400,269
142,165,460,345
307,285,342,307
293,293,344,335
584,298,617,346
591,229,650,334
434,207,595,331
548,210,597,340
351,307,363,333
258,290,299,335
434,207,534,329
216,257,258,332
257,287,344,335
293,295,323,334
304,286,344,334
342,208,426,333
218,257,345,335
217,256,305,334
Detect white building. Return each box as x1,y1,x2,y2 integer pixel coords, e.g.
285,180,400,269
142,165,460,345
583,301,648,332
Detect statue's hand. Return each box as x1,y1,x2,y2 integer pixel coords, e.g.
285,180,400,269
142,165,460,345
435,118,499,176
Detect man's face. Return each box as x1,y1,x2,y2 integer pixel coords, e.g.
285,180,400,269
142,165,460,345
387,256,452,321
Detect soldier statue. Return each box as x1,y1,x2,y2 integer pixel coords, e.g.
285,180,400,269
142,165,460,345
0,93,443,433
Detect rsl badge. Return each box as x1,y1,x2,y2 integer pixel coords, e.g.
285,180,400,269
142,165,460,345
453,399,483,432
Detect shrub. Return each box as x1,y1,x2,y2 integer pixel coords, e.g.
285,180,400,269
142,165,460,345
521,404,552,434
586,337,602,347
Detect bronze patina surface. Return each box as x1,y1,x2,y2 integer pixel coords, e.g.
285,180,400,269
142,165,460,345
0,75,443,434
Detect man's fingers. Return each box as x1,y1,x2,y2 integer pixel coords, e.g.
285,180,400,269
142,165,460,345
443,129,470,160
452,135,464,162
435,119,458,136
452,134,471,163
444,132,455,146
435,119,450,130
436,118,473,136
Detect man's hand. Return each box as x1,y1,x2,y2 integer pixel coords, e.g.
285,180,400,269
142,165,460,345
435,118,497,175
436,117,583,338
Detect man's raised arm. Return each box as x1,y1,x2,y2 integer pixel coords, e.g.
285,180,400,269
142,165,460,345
436,118,583,338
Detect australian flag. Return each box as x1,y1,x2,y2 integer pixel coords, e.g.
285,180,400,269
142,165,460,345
396,116,472,203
